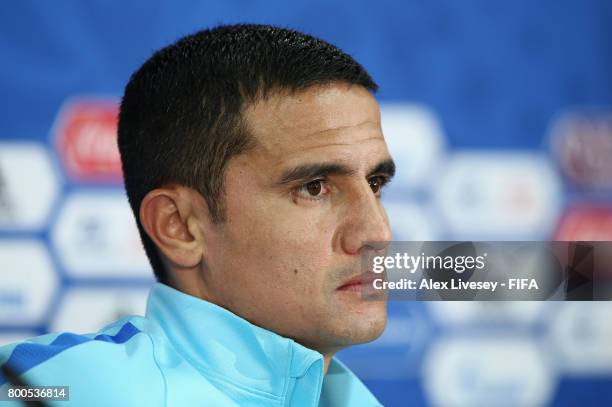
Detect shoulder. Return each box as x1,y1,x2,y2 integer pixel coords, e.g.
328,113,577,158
0,316,166,406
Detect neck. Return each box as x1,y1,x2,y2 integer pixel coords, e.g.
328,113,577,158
172,271,339,376
323,353,334,375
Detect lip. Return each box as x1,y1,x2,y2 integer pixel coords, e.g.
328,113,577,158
337,272,378,291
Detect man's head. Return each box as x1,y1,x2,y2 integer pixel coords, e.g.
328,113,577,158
118,24,394,355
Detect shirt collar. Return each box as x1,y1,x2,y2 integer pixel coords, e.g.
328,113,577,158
146,283,381,405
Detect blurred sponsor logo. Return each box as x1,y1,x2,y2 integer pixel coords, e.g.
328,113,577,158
383,202,440,241
433,152,561,239
549,302,612,374
51,288,150,334
428,302,545,326
380,104,446,190
0,143,60,230
0,240,58,325
555,206,612,240
51,192,152,278
550,111,612,189
424,337,555,407
53,98,122,183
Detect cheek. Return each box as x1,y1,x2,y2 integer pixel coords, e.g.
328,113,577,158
221,197,338,282
265,203,338,259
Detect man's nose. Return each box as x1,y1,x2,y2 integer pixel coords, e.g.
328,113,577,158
337,186,392,256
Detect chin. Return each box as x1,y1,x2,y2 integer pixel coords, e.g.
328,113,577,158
358,310,388,343
332,304,388,346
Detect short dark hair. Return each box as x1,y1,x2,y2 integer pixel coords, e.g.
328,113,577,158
118,24,378,284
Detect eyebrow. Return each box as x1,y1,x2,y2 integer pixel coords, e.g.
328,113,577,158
368,158,396,179
277,158,396,185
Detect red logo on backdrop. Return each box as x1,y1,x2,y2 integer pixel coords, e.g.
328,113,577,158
54,98,122,183
555,207,612,240
550,111,612,190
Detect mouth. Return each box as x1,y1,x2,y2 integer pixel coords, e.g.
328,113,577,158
336,272,379,292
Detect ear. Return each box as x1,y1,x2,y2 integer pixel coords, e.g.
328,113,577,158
139,185,205,269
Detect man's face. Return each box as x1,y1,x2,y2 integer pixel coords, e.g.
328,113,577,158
200,83,393,353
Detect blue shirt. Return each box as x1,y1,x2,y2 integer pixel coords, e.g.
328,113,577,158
0,283,383,406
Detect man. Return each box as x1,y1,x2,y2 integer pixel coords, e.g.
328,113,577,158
0,24,395,406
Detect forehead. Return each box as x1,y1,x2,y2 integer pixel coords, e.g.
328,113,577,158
243,83,386,163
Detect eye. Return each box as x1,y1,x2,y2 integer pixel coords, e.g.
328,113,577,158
293,179,330,201
305,180,323,196
368,175,388,195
